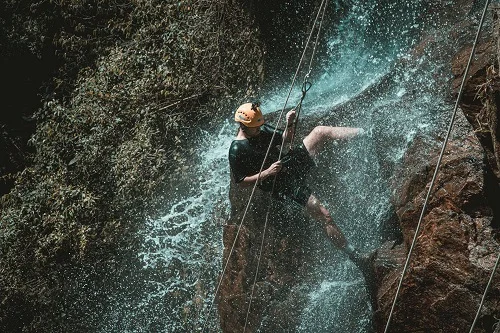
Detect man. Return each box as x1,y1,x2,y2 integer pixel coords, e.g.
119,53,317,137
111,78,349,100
228,102,373,276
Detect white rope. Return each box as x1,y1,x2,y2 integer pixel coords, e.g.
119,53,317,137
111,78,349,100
242,207,271,332
383,1,492,332
271,0,329,140
201,1,328,331
290,1,327,147
243,1,328,331
468,251,500,333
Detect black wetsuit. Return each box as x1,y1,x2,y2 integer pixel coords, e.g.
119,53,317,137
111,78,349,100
228,123,315,206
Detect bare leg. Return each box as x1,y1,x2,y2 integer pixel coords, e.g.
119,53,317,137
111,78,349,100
305,194,348,249
303,126,361,156
305,194,376,288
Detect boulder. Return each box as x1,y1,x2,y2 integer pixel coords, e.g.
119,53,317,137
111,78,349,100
217,183,315,332
374,112,500,332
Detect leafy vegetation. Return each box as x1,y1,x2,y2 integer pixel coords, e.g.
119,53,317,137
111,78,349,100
0,0,264,331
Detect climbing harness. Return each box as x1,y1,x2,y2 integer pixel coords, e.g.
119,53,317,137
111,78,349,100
200,1,328,332
383,0,493,332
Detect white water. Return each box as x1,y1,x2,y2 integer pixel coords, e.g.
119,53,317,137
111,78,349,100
137,123,236,332
98,1,471,332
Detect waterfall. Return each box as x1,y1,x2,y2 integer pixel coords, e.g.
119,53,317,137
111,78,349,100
99,0,466,331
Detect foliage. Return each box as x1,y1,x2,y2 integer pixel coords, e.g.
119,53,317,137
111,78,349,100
0,0,264,331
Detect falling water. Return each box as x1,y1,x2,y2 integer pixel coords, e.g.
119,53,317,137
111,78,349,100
99,0,478,332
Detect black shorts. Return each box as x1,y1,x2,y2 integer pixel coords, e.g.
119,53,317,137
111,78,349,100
273,144,315,206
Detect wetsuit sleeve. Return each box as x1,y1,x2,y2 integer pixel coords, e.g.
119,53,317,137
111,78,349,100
228,141,250,183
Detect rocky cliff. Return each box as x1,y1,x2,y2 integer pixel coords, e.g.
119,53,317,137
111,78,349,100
218,3,500,333
372,9,500,332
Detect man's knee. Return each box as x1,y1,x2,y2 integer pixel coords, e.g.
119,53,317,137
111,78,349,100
307,195,332,222
306,194,318,208
307,126,326,139
303,126,326,155
307,195,324,210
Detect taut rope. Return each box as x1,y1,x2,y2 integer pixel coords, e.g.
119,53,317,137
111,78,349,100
468,252,500,333
201,1,328,331
383,0,492,332
243,1,328,331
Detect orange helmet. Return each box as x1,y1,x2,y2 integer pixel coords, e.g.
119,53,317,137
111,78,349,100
234,103,265,127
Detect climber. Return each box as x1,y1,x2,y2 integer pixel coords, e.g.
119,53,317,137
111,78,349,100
228,102,374,277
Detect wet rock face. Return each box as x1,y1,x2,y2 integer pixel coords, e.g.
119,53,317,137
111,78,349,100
218,4,500,333
218,121,499,333
375,125,500,332
452,38,500,184
372,12,500,333
218,125,499,333
217,184,315,333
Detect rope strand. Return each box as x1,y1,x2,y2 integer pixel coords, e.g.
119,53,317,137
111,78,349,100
468,252,500,333
383,1,492,331
201,1,328,331
242,1,328,331
290,1,327,147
